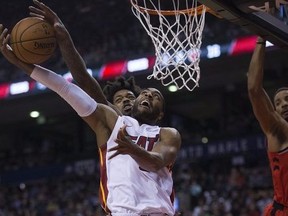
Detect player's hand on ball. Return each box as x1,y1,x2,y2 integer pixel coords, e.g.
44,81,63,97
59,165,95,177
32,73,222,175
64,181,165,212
10,17,56,64
0,25,19,65
29,0,68,42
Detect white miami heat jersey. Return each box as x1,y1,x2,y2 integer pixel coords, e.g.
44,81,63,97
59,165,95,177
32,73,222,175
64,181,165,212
98,115,175,216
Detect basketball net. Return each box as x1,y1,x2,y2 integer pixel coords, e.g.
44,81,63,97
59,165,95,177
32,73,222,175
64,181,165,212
131,0,206,91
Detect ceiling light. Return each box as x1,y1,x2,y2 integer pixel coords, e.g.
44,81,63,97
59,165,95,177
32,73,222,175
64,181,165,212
168,85,178,92
30,111,40,118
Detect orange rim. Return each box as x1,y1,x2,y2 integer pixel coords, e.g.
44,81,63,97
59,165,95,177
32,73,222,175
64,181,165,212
130,0,220,17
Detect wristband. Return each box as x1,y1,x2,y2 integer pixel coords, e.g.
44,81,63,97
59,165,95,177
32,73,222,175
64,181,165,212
31,65,97,117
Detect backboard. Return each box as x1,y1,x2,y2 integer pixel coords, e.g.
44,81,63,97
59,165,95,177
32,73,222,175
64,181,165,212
199,0,288,48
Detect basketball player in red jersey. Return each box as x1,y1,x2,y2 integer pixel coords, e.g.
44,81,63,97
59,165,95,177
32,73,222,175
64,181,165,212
29,0,141,116
248,36,288,216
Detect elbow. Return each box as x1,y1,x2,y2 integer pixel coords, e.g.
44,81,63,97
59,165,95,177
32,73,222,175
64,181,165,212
151,153,168,171
247,82,262,97
248,88,258,101
151,162,165,172
248,87,262,98
248,86,256,96
142,157,166,172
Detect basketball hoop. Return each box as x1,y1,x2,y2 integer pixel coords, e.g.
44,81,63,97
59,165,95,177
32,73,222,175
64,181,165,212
131,0,207,91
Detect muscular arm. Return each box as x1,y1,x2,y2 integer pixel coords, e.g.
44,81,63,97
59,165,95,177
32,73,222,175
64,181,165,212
29,0,110,105
56,30,109,104
111,126,181,172
140,127,181,172
247,37,278,134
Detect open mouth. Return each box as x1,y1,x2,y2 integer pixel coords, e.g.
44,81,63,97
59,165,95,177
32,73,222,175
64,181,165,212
140,100,150,109
282,110,288,116
123,104,132,112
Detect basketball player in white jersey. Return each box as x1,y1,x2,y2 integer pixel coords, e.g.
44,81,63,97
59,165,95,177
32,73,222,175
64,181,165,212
29,0,141,117
27,1,181,215
0,24,181,216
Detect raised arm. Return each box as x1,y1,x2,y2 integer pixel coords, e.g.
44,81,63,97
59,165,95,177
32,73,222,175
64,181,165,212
247,37,279,135
29,0,109,105
0,25,118,134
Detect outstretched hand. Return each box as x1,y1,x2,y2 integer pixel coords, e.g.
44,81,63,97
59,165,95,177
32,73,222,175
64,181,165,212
29,0,68,42
108,125,138,160
0,25,19,65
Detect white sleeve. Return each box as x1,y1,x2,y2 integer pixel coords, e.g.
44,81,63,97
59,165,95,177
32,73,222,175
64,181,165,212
30,65,97,117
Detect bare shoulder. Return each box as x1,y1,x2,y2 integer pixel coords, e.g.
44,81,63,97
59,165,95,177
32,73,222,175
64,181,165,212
160,127,181,144
266,119,288,152
160,127,180,135
92,103,119,128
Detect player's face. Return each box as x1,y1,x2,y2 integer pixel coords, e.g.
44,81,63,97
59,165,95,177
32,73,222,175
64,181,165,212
113,89,136,116
132,88,164,125
274,90,288,121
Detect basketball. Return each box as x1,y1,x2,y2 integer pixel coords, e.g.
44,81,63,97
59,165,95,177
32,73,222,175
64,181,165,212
10,17,56,64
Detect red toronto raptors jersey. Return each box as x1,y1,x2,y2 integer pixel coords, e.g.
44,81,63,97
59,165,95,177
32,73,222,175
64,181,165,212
98,115,175,215
268,147,288,206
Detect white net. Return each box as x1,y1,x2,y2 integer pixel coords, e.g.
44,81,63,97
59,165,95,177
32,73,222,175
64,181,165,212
131,0,206,91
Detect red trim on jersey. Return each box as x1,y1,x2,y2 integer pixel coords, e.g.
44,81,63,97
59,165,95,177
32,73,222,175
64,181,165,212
268,149,288,206
167,163,175,204
99,144,110,213
278,146,288,154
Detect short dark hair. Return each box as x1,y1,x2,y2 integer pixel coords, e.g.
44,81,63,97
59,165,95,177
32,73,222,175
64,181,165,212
103,76,142,103
273,87,288,100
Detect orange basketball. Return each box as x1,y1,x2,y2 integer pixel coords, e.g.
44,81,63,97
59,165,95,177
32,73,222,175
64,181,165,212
10,17,56,64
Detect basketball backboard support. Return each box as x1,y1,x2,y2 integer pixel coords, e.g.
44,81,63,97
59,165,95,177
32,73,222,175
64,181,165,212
199,0,288,48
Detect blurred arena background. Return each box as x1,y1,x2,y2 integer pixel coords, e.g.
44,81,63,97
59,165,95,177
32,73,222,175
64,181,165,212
1,0,288,215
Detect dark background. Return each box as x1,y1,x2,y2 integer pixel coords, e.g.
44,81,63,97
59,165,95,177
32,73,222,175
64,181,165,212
0,0,288,215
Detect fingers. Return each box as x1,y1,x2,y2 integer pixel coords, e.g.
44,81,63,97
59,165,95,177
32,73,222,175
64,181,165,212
32,0,47,10
108,146,119,152
29,6,45,16
108,145,120,160
0,27,12,56
108,140,127,159
117,125,128,139
117,130,125,140
108,125,133,160
29,12,45,19
6,44,13,51
0,27,8,46
29,0,61,27
32,0,56,16
121,125,128,135
115,134,128,145
0,24,3,45
108,152,119,160
3,33,10,46
0,25,5,36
